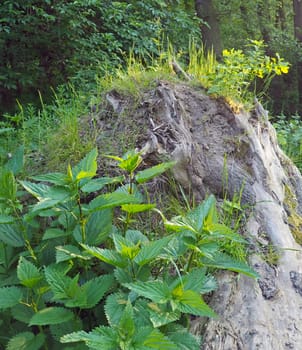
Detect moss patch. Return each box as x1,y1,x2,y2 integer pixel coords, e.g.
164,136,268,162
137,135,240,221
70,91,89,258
284,184,302,244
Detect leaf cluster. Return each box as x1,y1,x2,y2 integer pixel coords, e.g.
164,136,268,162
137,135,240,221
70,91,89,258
0,147,257,349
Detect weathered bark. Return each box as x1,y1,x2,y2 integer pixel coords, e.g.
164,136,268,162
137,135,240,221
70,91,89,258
195,0,222,56
101,81,302,349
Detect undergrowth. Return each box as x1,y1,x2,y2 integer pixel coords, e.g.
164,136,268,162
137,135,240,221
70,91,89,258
0,148,257,350
273,114,302,172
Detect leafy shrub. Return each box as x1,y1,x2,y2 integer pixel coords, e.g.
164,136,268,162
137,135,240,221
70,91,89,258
274,115,302,171
203,40,289,103
0,148,257,349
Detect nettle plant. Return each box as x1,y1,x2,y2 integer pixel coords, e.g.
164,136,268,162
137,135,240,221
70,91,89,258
0,148,257,350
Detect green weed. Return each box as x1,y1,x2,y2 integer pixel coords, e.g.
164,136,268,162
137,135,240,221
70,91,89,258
0,148,257,350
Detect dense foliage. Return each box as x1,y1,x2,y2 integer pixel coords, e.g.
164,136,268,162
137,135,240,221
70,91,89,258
0,0,200,114
0,148,257,349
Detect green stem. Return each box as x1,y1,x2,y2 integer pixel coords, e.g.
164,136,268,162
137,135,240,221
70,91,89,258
185,250,195,273
77,192,86,242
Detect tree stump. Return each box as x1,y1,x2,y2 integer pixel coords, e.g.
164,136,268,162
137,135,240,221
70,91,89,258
103,81,302,349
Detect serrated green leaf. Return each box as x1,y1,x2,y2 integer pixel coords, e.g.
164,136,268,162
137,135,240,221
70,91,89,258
115,183,144,201
177,290,217,318
31,172,69,185
81,244,128,267
80,275,114,309
205,223,246,243
119,302,135,337
6,332,45,350
72,148,98,181
167,328,200,350
104,292,128,327
81,176,124,193
181,268,217,294
50,317,83,342
11,304,35,323
148,303,180,327
44,265,77,302
84,209,112,245
0,223,24,247
125,230,149,244
0,286,22,308
61,327,119,349
143,329,177,349
89,192,141,211
29,307,74,326
186,195,216,232
117,150,142,172
42,228,71,240
19,181,50,199
124,281,171,303
121,203,156,213
56,245,91,263
17,257,43,288
134,235,172,266
200,252,259,278
112,233,140,260
135,161,176,184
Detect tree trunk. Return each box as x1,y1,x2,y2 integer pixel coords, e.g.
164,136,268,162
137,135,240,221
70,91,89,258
101,81,302,349
195,0,222,56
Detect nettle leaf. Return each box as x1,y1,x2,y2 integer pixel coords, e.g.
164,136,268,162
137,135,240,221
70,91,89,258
6,332,45,350
177,290,217,318
124,281,171,303
205,223,246,243
112,233,141,260
81,176,124,193
44,265,76,301
17,257,43,288
116,183,144,202
0,223,24,247
134,235,172,266
121,203,156,213
186,194,217,232
42,228,71,240
31,172,69,185
143,329,177,349
81,244,128,268
181,268,217,294
20,181,50,199
119,302,135,338
85,209,113,245
200,252,259,278
104,292,128,327
135,161,176,184
72,148,98,181
148,302,180,327
50,317,83,342
61,327,119,349
125,230,149,245
89,192,141,211
80,275,114,309
29,306,74,326
116,149,142,173
167,327,201,350
11,304,35,323
56,245,91,263
0,286,23,309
